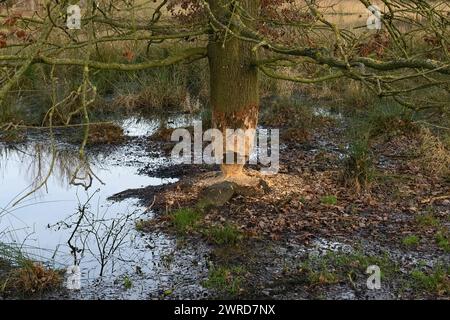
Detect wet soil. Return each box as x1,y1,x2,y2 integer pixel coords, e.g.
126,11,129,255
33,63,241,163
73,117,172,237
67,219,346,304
114,117,449,300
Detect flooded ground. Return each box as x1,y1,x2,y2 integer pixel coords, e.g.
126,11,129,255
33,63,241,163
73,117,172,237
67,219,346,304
0,113,211,299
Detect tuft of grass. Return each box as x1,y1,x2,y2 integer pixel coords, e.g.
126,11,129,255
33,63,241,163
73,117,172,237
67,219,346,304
418,127,450,178
410,265,449,296
170,208,202,233
0,129,26,143
341,102,415,191
204,224,243,246
402,235,420,247
435,231,450,253
415,213,440,228
300,262,339,286
203,266,245,296
1,260,62,297
341,118,374,192
320,195,338,206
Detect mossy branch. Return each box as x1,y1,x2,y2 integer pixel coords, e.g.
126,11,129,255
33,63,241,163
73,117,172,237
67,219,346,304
259,65,344,84
0,47,208,71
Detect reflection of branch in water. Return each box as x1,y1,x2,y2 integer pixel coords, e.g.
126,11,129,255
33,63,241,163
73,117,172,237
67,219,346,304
52,192,142,277
66,191,98,266
1,141,104,209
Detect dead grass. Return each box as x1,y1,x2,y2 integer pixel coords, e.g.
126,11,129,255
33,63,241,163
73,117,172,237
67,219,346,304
418,127,450,178
1,260,62,297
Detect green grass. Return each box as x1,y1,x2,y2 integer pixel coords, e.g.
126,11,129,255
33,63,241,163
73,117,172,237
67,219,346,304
170,208,202,233
203,266,245,296
204,224,243,246
402,235,420,247
320,195,338,206
415,213,440,228
435,231,450,253
298,251,399,286
410,265,449,296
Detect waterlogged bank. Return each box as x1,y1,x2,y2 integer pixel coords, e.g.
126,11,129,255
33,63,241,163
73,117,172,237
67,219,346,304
0,114,210,299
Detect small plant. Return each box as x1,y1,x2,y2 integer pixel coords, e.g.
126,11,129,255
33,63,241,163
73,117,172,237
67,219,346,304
163,289,173,297
320,195,338,206
123,276,133,290
402,235,420,247
170,208,202,233
204,224,243,246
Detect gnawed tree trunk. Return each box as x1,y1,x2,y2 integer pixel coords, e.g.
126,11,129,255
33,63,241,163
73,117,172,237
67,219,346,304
207,0,260,180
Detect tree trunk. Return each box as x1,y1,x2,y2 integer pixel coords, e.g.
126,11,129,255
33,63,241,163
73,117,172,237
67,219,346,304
207,0,260,179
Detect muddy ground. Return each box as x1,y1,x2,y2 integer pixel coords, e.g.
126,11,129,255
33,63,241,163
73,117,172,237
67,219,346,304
110,114,449,300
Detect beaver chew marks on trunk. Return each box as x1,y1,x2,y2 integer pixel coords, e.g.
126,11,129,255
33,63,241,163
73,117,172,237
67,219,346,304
207,0,260,181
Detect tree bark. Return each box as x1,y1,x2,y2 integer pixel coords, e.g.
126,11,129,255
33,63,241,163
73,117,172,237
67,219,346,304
207,0,260,179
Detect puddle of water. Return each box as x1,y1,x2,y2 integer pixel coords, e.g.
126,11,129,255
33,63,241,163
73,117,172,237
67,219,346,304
313,106,343,120
118,114,200,137
0,115,209,299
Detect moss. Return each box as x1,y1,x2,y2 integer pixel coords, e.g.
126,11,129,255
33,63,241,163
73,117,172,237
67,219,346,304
320,195,338,206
